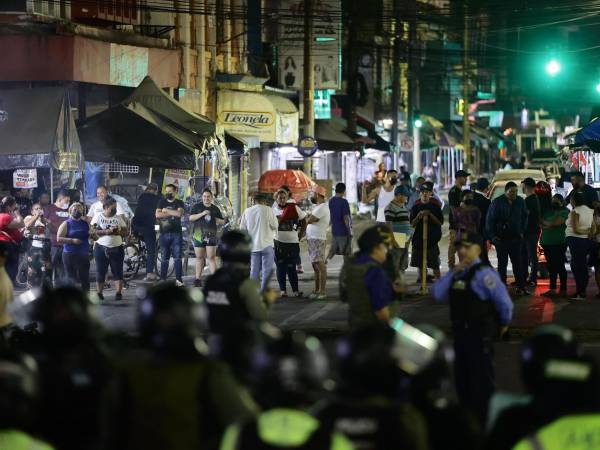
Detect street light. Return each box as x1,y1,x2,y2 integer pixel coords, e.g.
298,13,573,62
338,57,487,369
595,83,600,94
545,59,561,77
414,118,423,128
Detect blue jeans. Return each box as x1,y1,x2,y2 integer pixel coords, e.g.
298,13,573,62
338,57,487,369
140,226,156,274
566,236,592,295
250,246,275,292
160,232,182,281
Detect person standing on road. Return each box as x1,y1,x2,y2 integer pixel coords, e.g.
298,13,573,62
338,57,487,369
340,225,401,328
190,188,225,287
239,192,278,292
306,186,330,300
155,184,185,286
565,191,594,300
327,183,352,260
540,194,569,297
486,182,529,296
0,196,25,284
273,187,307,298
472,178,491,264
132,183,160,281
566,171,599,209
384,185,412,277
432,232,513,423
45,190,71,283
453,190,481,243
521,178,541,287
410,182,443,281
24,202,51,287
57,203,90,292
362,170,398,224
408,176,445,210
91,198,127,300
448,170,470,270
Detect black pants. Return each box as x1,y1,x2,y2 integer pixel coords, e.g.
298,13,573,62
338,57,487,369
50,245,64,283
453,327,495,423
542,244,567,290
4,242,19,284
28,245,51,287
522,232,540,283
495,238,525,289
274,241,299,293
63,252,90,292
566,237,592,296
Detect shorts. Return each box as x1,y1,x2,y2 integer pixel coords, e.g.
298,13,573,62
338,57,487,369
328,235,352,257
410,242,440,270
192,237,217,248
307,239,327,263
94,244,124,281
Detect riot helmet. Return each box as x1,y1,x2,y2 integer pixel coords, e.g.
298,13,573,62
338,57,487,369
218,230,252,265
0,350,39,430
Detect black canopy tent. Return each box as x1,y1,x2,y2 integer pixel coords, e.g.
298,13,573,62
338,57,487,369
0,87,83,170
79,77,216,169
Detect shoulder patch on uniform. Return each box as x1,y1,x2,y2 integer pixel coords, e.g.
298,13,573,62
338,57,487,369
483,274,496,289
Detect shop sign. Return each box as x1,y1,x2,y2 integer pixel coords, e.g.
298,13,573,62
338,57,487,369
162,169,192,200
220,112,274,128
13,169,37,189
57,152,80,171
298,136,318,157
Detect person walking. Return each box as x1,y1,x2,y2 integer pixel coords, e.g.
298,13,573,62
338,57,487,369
521,178,542,287
410,182,443,281
0,196,24,284
448,170,470,270
384,185,412,277
23,202,51,287
306,186,330,300
327,182,352,260
239,192,278,292
57,202,90,292
155,184,185,286
540,194,569,297
273,187,307,298
91,197,127,300
362,169,398,224
190,188,225,287
565,191,594,300
45,190,71,283
432,232,513,423
486,182,529,296
132,183,160,281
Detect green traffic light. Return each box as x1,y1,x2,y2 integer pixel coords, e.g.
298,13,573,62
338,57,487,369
545,59,561,76
596,83,600,94
414,119,423,128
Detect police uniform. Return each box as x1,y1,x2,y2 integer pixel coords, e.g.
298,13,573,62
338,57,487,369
513,414,600,450
431,233,513,422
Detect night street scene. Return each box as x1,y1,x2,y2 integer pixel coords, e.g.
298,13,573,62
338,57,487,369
6,0,600,449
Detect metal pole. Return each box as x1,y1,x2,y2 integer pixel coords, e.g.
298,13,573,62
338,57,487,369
302,0,314,176
413,126,421,176
391,0,401,168
50,167,54,203
420,215,428,295
463,9,471,171
148,167,153,184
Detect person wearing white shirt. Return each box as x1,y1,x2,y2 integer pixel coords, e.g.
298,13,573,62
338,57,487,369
306,187,330,300
86,185,125,222
565,191,594,300
239,193,278,292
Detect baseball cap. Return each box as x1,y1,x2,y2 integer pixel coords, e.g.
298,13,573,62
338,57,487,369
456,169,471,178
420,181,434,192
394,185,411,197
455,232,484,248
522,177,536,188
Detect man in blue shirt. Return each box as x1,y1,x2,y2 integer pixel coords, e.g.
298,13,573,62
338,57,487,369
432,231,513,423
486,181,529,295
340,225,400,328
327,183,352,260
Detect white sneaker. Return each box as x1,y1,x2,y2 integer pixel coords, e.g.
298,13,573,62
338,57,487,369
175,280,184,287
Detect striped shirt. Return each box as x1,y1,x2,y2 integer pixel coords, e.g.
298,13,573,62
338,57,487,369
384,201,412,235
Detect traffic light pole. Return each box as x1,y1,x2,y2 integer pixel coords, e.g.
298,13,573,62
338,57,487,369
303,0,314,176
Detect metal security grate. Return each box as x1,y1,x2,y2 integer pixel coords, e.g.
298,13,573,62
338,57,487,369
98,163,140,174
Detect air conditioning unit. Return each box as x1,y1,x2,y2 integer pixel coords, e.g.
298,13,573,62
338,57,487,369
71,0,139,25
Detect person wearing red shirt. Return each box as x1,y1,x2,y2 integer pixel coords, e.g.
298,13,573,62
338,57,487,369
0,196,24,283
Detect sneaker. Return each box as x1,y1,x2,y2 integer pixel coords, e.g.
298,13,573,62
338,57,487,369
315,293,327,301
527,280,537,287
308,292,319,300
175,280,184,288
115,292,123,301
292,291,304,298
97,292,104,301
514,288,531,296
570,293,586,301
144,274,157,282
280,291,288,298
297,266,304,274
193,278,202,288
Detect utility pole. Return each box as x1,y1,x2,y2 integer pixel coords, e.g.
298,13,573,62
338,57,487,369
303,0,314,176
462,9,471,171
391,0,401,169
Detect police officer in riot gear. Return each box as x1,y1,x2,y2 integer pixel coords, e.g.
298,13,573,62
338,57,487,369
117,282,258,450
0,350,54,449
486,325,600,450
30,286,114,450
220,331,353,450
313,321,430,450
204,230,277,335
431,232,513,423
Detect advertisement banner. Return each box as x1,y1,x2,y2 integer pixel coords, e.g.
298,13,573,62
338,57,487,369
13,169,37,189
278,0,341,91
162,169,192,200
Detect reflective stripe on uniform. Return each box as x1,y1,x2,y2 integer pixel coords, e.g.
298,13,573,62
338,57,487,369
513,415,600,450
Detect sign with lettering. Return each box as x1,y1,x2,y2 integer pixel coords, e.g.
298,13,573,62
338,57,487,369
298,136,318,157
220,112,274,128
13,169,37,189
